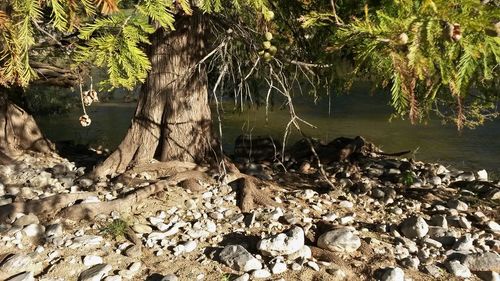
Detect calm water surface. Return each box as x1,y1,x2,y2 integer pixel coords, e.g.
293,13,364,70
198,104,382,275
37,85,500,178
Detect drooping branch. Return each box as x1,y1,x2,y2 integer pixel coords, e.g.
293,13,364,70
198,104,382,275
29,62,79,87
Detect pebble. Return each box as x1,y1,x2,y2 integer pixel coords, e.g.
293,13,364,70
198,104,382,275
83,255,103,267
23,224,44,237
182,240,197,253
399,216,428,239
124,245,142,258
79,264,112,281
317,228,361,252
380,267,404,281
447,199,468,211
307,261,320,271
487,221,500,232
477,169,488,181
251,269,271,279
257,226,304,256
45,224,63,237
270,258,287,274
161,274,178,281
339,200,353,209
458,217,472,229
219,245,262,272
445,260,471,278
132,224,153,234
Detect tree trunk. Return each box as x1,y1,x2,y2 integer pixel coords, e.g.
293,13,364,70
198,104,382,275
0,93,54,164
93,14,214,178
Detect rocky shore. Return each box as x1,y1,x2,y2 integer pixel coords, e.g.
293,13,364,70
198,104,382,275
0,137,499,281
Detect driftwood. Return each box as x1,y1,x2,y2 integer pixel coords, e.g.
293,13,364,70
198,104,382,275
287,136,411,165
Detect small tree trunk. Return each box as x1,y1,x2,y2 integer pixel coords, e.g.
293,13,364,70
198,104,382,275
93,14,214,178
0,94,53,164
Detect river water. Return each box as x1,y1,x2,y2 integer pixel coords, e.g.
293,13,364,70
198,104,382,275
37,84,500,178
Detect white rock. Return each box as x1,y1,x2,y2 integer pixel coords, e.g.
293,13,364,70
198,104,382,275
71,235,103,248
380,267,405,281
323,213,338,222
307,261,320,271
183,241,197,253
302,189,316,199
339,216,354,225
251,269,271,279
399,216,428,239
148,216,164,226
268,209,283,222
445,260,471,278
477,169,488,181
447,199,468,211
219,245,262,272
317,228,361,253
23,224,44,237
339,200,353,209
487,221,500,232
128,262,141,272
270,259,287,274
45,224,63,237
257,226,304,256
160,274,178,281
232,273,249,281
83,255,103,267
132,224,152,234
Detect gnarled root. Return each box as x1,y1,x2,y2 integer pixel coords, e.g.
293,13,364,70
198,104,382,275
231,175,281,213
0,192,95,223
58,170,208,221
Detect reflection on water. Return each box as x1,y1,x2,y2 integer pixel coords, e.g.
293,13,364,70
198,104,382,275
37,85,500,178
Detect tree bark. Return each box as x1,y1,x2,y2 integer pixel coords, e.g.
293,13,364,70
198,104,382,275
0,93,54,164
93,13,214,178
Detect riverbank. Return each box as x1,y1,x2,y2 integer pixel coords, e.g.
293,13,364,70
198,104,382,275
0,139,499,281
36,95,500,180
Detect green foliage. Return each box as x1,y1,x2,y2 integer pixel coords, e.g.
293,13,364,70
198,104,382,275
400,170,416,186
75,12,155,90
304,0,500,128
101,218,129,239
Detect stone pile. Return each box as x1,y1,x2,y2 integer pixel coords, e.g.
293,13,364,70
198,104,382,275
0,152,499,280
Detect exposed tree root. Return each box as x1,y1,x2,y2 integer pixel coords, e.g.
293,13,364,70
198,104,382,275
58,170,209,221
232,175,281,213
0,155,281,222
0,192,95,223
